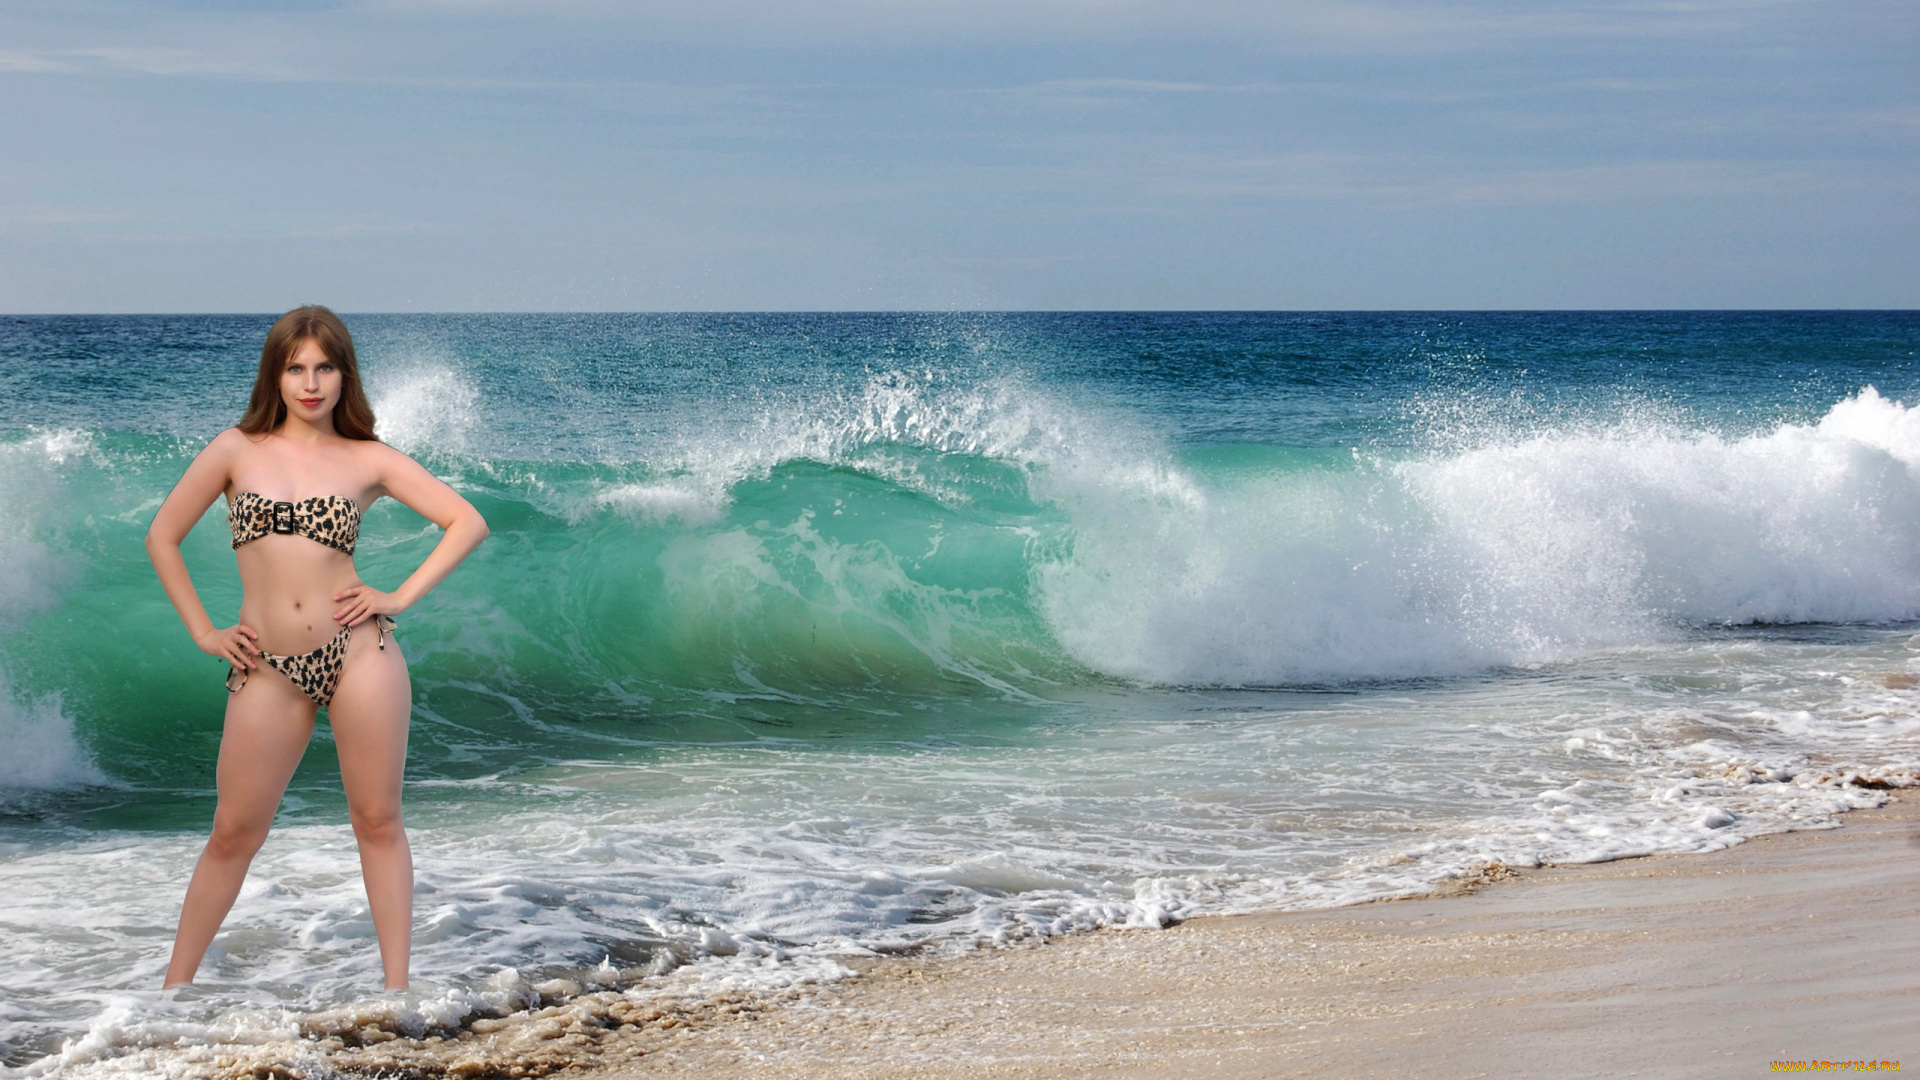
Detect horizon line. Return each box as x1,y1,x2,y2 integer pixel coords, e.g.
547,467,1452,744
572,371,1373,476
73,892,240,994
6,307,1918,318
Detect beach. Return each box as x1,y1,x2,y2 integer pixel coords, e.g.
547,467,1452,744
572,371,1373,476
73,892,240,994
592,792,1918,1079
107,789,1913,1079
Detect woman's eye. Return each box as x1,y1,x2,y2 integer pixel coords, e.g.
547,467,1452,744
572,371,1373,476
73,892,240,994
318,363,335,372
287,365,303,373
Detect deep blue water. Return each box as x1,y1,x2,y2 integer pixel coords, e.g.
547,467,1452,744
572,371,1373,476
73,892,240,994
6,311,1916,450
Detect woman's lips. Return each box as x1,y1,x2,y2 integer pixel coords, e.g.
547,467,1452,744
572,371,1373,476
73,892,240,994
299,397,324,407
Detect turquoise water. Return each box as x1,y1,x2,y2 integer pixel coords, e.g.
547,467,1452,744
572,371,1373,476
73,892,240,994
2,312,1918,1072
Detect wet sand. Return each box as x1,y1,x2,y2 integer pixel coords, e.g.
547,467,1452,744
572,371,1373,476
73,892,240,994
594,794,1918,1080
129,794,1917,1079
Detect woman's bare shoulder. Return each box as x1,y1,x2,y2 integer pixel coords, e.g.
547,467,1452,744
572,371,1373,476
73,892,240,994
351,439,432,493
200,427,254,459
353,438,417,468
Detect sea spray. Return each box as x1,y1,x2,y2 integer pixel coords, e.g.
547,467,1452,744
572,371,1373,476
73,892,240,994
1039,388,1920,684
0,680,104,801
0,430,107,807
0,429,83,631
370,364,481,458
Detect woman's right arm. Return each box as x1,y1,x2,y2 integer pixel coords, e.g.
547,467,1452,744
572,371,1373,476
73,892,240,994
144,430,262,672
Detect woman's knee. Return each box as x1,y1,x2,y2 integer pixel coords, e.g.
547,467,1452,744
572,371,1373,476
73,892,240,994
206,810,270,861
349,802,406,847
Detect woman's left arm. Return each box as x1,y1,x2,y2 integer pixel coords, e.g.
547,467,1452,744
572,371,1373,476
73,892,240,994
332,446,489,628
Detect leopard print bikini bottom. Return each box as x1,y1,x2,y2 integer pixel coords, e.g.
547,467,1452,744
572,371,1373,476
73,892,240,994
225,615,396,708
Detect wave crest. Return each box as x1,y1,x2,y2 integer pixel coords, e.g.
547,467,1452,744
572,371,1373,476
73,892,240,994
1040,387,1920,685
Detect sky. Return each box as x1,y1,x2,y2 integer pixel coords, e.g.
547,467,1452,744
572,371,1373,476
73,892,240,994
1,0,1915,312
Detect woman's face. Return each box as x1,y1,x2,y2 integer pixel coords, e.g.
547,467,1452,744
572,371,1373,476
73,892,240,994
280,338,343,427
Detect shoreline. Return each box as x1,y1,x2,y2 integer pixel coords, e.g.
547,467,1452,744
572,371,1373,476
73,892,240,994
590,793,1920,1080
101,790,1917,1079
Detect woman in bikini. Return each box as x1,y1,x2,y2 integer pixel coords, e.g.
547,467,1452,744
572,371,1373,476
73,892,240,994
145,306,488,990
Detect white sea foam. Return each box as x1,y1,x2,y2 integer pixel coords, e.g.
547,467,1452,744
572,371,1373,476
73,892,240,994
593,481,726,525
1038,388,1920,685
0,430,82,630
0,431,103,803
0,681,104,799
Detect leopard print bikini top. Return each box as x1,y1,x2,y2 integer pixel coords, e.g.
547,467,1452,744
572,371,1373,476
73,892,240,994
228,491,362,556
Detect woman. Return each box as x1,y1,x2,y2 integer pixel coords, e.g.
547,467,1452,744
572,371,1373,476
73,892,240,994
145,306,487,989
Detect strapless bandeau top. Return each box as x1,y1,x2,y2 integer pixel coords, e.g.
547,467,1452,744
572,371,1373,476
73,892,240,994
228,491,362,556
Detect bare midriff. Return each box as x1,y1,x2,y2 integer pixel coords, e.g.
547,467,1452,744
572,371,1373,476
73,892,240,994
235,537,364,656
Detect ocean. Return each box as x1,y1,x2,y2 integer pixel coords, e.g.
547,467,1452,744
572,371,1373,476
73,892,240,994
2,311,1917,1075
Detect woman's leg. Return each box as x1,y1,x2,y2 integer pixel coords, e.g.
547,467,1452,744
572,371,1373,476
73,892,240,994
326,622,413,989
165,672,316,987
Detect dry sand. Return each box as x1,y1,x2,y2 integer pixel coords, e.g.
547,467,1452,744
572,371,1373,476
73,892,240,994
593,795,1919,1080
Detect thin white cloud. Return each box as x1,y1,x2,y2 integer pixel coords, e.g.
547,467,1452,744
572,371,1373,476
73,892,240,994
1005,142,1845,211
0,209,460,243
1574,77,1694,93
1011,78,1218,96
0,49,74,74
0,0,1846,96
0,40,799,112
0,46,301,80
1140,150,1425,204
1855,106,1920,132
359,0,1819,51
1438,161,1822,205
0,205,135,227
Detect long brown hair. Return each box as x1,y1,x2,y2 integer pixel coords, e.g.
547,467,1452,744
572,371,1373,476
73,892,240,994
237,305,379,440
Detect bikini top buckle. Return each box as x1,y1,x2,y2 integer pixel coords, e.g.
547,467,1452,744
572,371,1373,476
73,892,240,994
270,500,297,534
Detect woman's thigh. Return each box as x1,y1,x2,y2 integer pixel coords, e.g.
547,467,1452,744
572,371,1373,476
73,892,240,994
217,669,317,826
326,622,412,814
